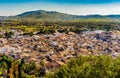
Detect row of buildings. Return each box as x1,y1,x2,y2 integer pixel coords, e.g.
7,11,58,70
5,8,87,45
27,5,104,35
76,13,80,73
0,30,120,70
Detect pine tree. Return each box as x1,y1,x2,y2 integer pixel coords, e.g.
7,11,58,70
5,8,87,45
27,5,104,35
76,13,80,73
9,62,14,78
15,64,18,78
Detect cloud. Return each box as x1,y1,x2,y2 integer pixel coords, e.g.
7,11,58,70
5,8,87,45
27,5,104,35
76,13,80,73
0,2,120,16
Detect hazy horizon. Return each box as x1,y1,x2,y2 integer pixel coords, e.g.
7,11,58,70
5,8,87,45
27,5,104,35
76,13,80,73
1,0,120,16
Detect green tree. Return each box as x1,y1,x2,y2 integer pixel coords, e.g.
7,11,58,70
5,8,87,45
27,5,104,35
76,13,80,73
5,31,14,38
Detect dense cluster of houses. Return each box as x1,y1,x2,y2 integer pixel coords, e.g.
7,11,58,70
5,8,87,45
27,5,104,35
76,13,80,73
0,30,120,70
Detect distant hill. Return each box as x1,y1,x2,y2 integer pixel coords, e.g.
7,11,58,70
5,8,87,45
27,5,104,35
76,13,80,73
105,15,120,19
0,16,7,21
15,10,107,20
2,10,120,21
15,10,82,20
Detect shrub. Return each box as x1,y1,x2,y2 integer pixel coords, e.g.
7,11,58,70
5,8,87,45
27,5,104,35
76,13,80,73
23,32,34,36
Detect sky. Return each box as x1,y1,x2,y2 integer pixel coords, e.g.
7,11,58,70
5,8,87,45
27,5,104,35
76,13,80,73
1,0,120,16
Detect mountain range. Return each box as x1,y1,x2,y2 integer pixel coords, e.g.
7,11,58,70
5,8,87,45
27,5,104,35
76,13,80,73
1,10,120,21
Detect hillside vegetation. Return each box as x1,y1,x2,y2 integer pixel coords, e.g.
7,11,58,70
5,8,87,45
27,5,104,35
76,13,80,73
1,20,120,35
1,55,120,78
45,55,120,78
